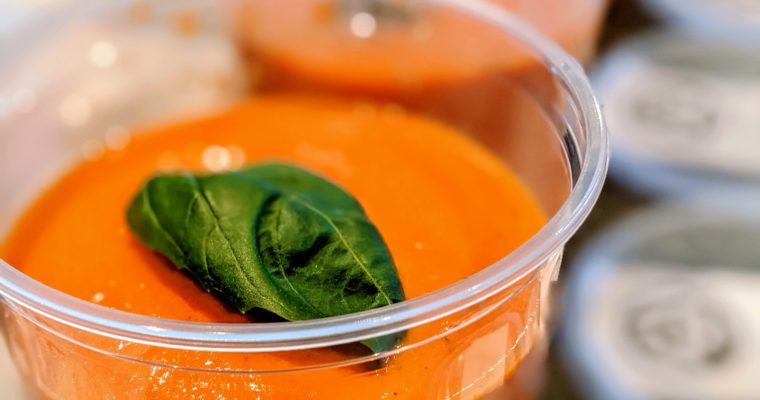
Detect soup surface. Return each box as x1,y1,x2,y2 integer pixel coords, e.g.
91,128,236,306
1,95,546,398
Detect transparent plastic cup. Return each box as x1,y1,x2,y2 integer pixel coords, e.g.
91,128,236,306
0,1,607,398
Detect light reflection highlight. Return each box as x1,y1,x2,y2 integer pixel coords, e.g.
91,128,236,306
89,40,119,68
202,145,246,172
350,12,377,39
202,145,232,172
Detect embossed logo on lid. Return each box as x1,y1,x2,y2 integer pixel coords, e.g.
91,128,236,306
643,0,760,42
563,199,760,399
593,31,760,195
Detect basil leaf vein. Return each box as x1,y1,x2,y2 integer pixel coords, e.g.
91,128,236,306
127,163,405,353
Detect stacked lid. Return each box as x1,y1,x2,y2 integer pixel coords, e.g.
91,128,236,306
592,30,760,196
562,196,760,399
593,0,760,197
564,1,760,398
642,0,760,43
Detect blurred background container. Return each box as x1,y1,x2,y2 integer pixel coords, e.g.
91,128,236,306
641,0,760,43
594,31,760,196
550,0,760,398
562,197,760,399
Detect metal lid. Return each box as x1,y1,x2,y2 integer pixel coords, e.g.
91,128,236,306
562,196,760,399
642,0,760,43
593,30,760,196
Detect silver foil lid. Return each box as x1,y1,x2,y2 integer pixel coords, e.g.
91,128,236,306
593,31,760,196
642,0,760,43
562,197,760,399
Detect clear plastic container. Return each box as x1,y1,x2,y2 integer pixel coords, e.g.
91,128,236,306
0,1,607,398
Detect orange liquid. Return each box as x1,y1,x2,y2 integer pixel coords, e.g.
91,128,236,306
235,0,607,90
1,95,546,399
493,0,608,64
234,0,598,213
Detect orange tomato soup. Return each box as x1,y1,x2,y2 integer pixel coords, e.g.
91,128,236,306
1,95,546,399
234,1,579,215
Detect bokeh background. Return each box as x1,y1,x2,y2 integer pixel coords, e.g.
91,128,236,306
546,0,760,398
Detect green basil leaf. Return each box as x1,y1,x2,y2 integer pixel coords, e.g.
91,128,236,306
126,163,405,353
